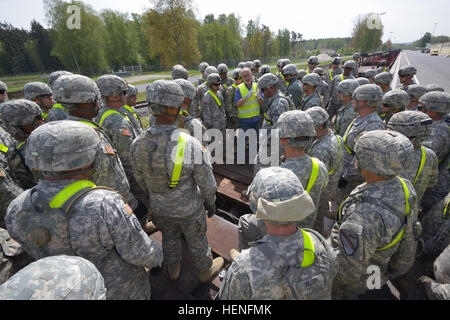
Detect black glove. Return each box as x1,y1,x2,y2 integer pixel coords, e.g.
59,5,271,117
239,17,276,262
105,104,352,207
205,202,216,218
338,177,348,189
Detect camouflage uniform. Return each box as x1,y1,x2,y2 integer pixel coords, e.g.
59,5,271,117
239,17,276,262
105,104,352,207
328,61,357,118
225,84,240,129
120,104,143,135
5,121,163,300
23,82,53,118
285,78,303,109
300,74,323,111
220,167,338,300
45,105,69,122
335,101,358,137
418,245,450,300
130,80,217,274
405,85,427,111
196,62,209,87
398,66,417,91
201,76,226,131
0,228,23,285
276,59,291,94
192,66,218,118
351,53,360,78
0,160,23,227
330,130,419,299
328,67,343,84
0,255,106,300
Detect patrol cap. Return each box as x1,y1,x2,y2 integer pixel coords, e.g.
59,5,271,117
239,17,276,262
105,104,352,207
260,65,271,75
258,73,278,90
343,60,357,69
53,74,100,104
232,68,242,79
282,64,298,76
398,66,417,76
305,106,329,126
217,63,229,74
253,59,261,67
174,79,196,100
332,57,342,65
0,80,7,91
356,77,370,86
308,56,319,65
207,73,221,85
146,80,184,108
248,167,315,224
425,83,444,92
337,79,360,96
204,66,219,78
23,82,52,100
418,91,450,114
313,67,324,76
25,120,101,172
199,62,209,73
374,72,393,85
171,64,189,80
48,71,73,89
364,69,378,79
302,73,321,87
297,69,307,80
352,84,383,106
0,255,106,300
382,90,410,110
387,110,432,138
354,130,414,176
1,99,42,127
96,75,128,97
278,110,316,139
406,84,427,100
126,84,137,96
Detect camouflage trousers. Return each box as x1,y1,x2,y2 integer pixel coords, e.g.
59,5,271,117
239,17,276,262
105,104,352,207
315,183,339,236
152,212,213,271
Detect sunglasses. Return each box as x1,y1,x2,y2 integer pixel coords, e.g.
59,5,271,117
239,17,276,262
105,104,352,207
0,90,5,94
212,83,220,87
39,94,52,99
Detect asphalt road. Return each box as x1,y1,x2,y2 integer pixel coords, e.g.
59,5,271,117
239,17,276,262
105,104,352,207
392,50,450,91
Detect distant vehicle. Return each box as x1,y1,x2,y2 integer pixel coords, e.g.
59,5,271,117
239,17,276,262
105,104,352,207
331,53,338,57
431,49,439,56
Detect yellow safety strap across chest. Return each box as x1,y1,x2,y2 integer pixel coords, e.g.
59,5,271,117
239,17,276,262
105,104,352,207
340,74,344,81
79,120,99,129
232,84,237,89
328,135,342,175
52,104,67,112
0,144,8,153
99,109,130,127
413,146,426,185
300,229,315,267
329,69,333,81
168,132,189,189
444,198,449,219
343,119,356,155
207,90,222,107
42,112,48,119
306,157,319,193
49,180,96,209
123,105,140,121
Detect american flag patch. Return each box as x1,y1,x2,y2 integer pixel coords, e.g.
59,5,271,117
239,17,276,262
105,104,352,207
121,129,132,137
105,146,115,155
125,204,133,215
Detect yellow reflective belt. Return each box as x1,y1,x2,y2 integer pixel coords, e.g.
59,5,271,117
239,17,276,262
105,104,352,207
306,157,319,193
99,109,130,127
49,180,96,209
0,144,8,153
376,176,410,251
343,119,356,155
300,228,315,267
52,104,67,111
329,135,342,175
207,90,222,107
123,105,140,121
413,146,426,185
169,132,188,188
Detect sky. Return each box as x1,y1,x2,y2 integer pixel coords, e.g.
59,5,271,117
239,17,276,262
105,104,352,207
1,0,449,43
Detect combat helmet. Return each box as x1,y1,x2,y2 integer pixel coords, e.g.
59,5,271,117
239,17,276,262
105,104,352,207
146,80,184,115
0,99,43,140
278,110,316,148
23,82,52,101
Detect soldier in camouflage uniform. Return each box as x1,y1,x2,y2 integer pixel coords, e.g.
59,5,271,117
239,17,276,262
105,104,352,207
196,62,209,87
282,64,303,109
124,84,144,133
224,68,242,129
306,107,344,235
1,100,44,190
0,159,23,227
217,63,234,98
299,73,323,111
201,73,226,131
171,64,189,80
376,60,389,74
306,56,319,74
241,111,328,248
47,70,73,90
23,82,54,120
356,77,370,86
238,61,246,69
406,84,427,111
351,52,360,78
334,79,359,136
399,66,417,91
192,66,218,118
337,84,385,205
130,80,223,283
5,120,163,300
418,245,450,300
425,83,444,93
380,89,410,123
219,167,338,300
276,59,291,94
313,67,331,106
0,81,8,103
330,130,419,299
419,92,450,214
387,111,438,204
328,57,343,84
0,255,106,300
0,228,24,285
327,60,357,119
253,59,262,81
374,71,393,95
260,64,271,76
47,74,138,211
364,69,378,84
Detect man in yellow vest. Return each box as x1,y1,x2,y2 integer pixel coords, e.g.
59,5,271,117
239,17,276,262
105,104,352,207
235,67,262,136
329,130,418,299
219,167,338,300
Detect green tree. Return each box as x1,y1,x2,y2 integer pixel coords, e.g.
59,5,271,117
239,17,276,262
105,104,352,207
277,28,290,57
30,20,63,71
350,13,384,53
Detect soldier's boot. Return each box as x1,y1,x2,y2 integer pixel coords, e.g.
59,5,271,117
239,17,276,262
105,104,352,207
168,263,181,281
198,257,224,284
143,221,158,235
230,249,240,262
